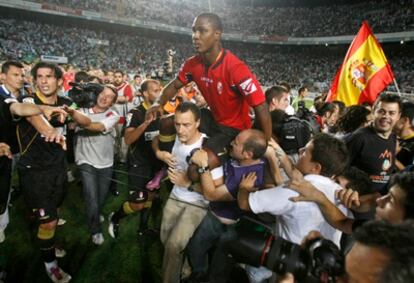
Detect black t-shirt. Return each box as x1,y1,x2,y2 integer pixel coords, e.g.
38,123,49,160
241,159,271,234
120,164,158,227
396,136,414,167
17,93,73,169
0,95,18,168
346,126,397,194
126,104,159,165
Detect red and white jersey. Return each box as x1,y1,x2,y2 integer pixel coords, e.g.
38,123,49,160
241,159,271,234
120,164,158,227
178,49,265,130
116,82,133,102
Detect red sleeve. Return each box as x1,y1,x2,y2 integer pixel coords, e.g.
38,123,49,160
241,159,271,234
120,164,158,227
231,63,265,107
177,58,193,85
124,85,133,102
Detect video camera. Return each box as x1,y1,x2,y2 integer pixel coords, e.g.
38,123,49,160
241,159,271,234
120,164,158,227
68,82,104,108
225,218,344,283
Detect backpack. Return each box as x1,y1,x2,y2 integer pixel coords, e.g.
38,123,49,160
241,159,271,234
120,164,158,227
278,115,314,155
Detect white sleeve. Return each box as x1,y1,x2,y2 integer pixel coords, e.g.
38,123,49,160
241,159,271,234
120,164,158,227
210,166,224,180
248,186,298,215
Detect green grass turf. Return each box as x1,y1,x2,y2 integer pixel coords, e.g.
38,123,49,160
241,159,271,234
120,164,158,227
0,166,168,283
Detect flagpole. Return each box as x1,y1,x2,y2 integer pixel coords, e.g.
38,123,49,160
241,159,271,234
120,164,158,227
393,78,401,96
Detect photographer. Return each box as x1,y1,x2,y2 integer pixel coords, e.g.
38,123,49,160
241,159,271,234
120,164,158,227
74,85,119,245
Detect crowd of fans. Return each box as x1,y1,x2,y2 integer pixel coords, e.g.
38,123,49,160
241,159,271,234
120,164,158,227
1,7,414,283
34,0,414,36
1,18,413,93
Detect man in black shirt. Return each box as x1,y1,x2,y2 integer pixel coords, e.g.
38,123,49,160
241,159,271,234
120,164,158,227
0,60,67,243
394,101,414,169
346,93,401,196
17,62,90,283
108,79,162,238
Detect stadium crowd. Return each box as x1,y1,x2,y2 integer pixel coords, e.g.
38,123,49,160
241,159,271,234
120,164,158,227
1,18,413,93
34,0,414,36
1,9,414,283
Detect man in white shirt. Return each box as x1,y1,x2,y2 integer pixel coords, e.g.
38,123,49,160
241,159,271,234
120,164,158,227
75,85,119,245
153,102,222,283
238,133,351,246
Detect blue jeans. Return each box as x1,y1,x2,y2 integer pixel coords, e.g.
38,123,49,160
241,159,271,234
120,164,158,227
187,211,238,282
78,163,112,234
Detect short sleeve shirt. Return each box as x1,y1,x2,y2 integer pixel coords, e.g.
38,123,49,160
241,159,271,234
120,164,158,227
177,49,265,130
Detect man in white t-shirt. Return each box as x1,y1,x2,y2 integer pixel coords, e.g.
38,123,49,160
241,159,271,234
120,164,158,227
238,133,351,246
75,85,119,245
153,102,222,283
237,134,351,283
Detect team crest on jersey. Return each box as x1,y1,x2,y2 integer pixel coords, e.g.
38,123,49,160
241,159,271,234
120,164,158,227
239,78,257,95
347,58,378,91
217,82,223,95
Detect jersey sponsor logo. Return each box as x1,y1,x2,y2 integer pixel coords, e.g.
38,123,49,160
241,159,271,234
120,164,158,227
217,82,223,95
379,149,393,171
239,78,257,95
22,97,35,104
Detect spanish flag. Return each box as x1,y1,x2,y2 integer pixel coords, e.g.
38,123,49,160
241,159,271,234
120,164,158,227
327,21,394,106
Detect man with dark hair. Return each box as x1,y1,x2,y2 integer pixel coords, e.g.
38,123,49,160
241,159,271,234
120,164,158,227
346,220,414,283
18,62,91,282
153,102,219,283
238,134,350,245
237,134,350,283
265,85,290,112
0,60,67,243
346,93,401,196
113,69,133,163
1,60,25,98
292,86,312,111
108,79,162,238
394,101,414,169
146,12,271,164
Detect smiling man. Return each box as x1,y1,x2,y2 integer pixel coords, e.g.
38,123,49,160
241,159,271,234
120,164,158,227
146,13,271,165
346,93,401,196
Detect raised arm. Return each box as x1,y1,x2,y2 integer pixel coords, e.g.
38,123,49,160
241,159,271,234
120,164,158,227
146,78,184,120
124,113,156,145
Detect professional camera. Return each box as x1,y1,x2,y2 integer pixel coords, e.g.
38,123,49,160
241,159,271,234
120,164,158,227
68,82,104,108
225,218,344,283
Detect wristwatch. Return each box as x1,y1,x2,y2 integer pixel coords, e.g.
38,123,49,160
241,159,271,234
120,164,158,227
197,165,210,174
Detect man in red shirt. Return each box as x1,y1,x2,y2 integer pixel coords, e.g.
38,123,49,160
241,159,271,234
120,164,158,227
113,70,133,163
147,13,271,159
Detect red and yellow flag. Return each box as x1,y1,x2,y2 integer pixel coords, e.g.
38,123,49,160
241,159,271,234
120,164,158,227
326,21,394,106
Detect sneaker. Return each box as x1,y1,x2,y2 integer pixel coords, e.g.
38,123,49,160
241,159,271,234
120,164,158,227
91,233,104,245
108,212,119,239
67,170,75,183
146,167,167,190
57,218,66,226
46,266,71,283
55,247,66,258
0,229,5,243
99,215,105,223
